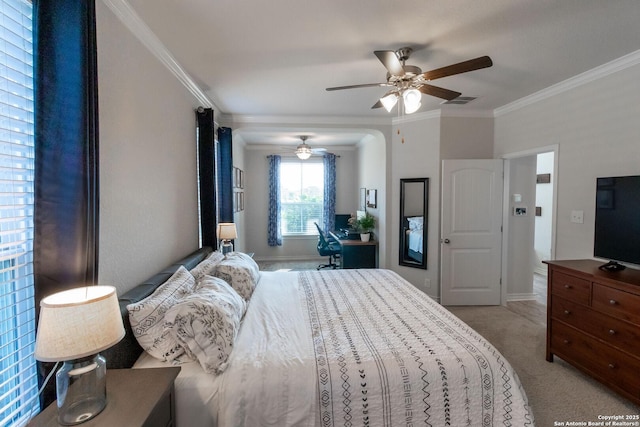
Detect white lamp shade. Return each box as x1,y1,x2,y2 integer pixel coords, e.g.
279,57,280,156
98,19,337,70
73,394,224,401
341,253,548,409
35,286,125,362
380,93,398,112
217,222,238,240
403,88,422,114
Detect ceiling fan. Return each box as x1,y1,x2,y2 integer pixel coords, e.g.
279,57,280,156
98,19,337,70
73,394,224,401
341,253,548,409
293,136,327,159
326,47,493,114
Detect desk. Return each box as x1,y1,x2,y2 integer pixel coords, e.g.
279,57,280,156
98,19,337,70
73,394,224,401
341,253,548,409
330,232,378,269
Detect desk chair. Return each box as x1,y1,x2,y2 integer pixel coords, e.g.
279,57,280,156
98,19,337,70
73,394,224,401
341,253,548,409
314,222,341,269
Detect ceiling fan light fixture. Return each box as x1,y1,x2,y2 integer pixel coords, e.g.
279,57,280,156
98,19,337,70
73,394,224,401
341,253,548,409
296,143,312,160
403,88,422,114
380,93,398,112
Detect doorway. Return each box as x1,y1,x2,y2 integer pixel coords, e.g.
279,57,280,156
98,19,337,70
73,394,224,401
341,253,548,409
501,145,558,310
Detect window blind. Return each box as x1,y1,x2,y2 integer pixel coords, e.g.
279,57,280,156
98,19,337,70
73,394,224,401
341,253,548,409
280,159,324,235
0,0,37,425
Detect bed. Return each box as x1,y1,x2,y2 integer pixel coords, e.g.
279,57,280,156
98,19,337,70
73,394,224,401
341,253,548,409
106,247,534,426
404,216,424,263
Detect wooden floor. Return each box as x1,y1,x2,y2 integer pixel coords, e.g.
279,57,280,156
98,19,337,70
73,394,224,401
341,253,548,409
505,273,547,326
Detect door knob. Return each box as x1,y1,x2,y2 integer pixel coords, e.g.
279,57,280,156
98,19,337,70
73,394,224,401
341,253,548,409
443,239,451,244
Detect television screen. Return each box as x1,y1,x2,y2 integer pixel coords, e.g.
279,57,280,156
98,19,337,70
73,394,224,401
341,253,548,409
594,175,640,267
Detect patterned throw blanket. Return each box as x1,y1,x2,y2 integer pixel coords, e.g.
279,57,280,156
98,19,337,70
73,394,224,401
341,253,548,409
298,269,534,427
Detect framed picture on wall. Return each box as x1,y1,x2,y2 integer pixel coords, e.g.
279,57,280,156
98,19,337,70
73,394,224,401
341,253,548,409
367,189,377,208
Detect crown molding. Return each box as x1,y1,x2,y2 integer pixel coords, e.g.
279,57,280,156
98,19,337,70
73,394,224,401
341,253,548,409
101,0,216,110
392,109,441,124
495,49,640,117
224,113,392,127
440,108,495,119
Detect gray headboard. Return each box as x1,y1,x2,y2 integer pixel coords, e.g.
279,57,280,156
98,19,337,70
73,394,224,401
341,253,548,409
102,246,213,369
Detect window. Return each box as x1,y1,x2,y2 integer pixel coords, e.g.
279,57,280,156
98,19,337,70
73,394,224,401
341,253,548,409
280,160,323,235
0,0,37,425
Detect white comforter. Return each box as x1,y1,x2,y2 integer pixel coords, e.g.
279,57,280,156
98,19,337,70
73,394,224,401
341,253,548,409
137,269,534,426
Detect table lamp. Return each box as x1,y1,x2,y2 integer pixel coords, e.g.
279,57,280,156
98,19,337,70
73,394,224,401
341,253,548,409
34,286,125,425
217,222,237,254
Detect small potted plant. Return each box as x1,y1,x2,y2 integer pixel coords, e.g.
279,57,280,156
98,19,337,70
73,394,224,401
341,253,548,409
357,212,376,242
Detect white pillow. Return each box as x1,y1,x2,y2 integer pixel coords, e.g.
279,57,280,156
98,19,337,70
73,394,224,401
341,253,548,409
165,276,245,374
407,216,424,230
127,266,195,361
190,251,225,281
213,252,260,301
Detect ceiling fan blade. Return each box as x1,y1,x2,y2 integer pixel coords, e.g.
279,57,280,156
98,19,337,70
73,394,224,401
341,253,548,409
326,83,391,91
374,50,405,76
422,56,493,81
418,84,461,101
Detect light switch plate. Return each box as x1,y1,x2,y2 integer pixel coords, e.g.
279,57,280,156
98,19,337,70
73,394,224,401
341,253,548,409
570,210,584,224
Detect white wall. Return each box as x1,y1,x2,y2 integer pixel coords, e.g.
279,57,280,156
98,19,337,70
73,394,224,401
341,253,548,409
495,62,640,262
97,2,201,295
232,137,247,252
390,116,441,296
506,156,537,299
534,151,554,273
358,132,388,266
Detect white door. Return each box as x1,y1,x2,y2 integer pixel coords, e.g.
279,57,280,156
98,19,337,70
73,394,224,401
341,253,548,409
440,159,503,305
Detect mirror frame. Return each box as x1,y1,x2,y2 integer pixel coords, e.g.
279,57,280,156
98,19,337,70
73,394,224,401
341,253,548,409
399,178,429,269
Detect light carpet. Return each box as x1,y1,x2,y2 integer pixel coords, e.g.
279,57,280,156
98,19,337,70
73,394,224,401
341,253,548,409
447,305,640,427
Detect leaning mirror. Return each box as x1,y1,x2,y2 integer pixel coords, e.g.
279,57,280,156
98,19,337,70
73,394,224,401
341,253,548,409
399,178,428,269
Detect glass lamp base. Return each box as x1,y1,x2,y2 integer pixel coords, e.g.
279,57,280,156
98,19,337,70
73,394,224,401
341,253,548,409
56,354,107,425
221,241,233,255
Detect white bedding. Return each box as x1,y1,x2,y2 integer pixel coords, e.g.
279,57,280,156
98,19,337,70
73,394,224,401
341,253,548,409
135,269,534,427
408,228,423,253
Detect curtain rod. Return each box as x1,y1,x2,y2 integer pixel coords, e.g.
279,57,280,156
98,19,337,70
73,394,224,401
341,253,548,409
266,153,341,159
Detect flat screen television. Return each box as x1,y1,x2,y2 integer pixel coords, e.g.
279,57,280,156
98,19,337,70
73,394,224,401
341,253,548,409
594,175,640,270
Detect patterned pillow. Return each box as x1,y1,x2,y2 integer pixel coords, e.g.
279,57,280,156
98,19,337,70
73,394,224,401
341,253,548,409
213,252,260,301
165,276,245,374
190,251,225,281
197,275,246,318
127,266,195,361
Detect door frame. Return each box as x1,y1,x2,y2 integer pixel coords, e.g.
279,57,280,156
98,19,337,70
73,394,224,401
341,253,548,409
500,144,559,305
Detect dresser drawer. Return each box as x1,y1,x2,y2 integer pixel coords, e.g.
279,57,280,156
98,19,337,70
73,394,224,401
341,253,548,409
550,271,590,305
592,283,640,325
552,296,640,354
551,320,640,397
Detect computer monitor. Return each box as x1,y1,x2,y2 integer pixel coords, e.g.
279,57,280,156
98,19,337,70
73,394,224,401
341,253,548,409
335,214,351,230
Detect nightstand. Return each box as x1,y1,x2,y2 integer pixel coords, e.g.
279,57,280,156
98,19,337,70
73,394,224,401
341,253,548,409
28,367,180,427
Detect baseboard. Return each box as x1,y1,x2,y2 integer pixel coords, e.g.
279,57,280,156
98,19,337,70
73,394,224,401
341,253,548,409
506,293,538,302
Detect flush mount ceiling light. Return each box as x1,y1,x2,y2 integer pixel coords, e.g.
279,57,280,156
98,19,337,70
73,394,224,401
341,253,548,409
295,136,313,160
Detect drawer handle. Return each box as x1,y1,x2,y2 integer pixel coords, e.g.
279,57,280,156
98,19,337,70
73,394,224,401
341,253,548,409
564,284,572,289
608,363,616,369
609,329,616,335
609,299,618,305
563,310,571,315
563,339,570,345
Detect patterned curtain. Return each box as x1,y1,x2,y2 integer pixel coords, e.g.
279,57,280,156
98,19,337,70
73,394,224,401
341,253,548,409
267,155,282,246
323,153,337,233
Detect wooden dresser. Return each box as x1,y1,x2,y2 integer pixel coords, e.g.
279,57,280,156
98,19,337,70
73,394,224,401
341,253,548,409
545,259,640,405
